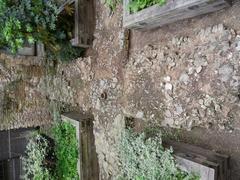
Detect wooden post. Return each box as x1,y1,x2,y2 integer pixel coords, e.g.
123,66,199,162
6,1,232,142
61,111,99,180
123,0,231,30
164,140,230,180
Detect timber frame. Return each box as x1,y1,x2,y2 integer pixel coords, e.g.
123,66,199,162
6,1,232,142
59,0,94,48
61,112,99,180
0,43,44,57
123,0,231,30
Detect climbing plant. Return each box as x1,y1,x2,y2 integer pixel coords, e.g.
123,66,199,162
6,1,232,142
22,134,52,180
0,0,83,62
105,0,121,11
52,121,79,180
22,122,79,180
0,0,58,53
118,129,199,180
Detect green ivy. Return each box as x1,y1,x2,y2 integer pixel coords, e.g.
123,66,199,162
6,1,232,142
22,134,52,180
52,122,79,180
23,122,79,180
0,0,58,53
128,0,166,13
0,0,83,62
118,130,199,180
45,41,84,63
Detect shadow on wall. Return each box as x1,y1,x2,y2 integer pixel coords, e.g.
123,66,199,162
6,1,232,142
0,127,37,180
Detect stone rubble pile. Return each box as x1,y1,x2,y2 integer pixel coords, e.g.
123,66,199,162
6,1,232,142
124,24,240,131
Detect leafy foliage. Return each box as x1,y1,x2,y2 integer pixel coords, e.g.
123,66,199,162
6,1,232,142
52,121,79,180
23,122,79,180
46,8,84,62
0,0,58,53
0,0,83,62
128,0,166,13
118,130,199,180
22,134,52,180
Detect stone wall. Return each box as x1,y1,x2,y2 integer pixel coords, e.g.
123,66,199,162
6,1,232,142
1,1,240,179
124,24,240,131
0,54,51,130
0,52,94,130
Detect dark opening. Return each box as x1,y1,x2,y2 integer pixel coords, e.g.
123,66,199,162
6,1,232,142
188,5,199,10
0,160,8,180
125,116,145,133
100,91,107,100
80,116,99,180
125,116,135,129
0,128,36,180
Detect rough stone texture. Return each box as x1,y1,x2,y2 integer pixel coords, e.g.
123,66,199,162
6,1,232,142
124,24,240,131
0,54,51,130
1,1,240,180
88,2,126,179
89,2,240,178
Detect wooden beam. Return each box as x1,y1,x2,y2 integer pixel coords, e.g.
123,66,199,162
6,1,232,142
175,155,215,180
123,0,231,30
165,140,230,180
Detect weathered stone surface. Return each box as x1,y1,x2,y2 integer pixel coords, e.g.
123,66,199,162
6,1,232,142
218,64,234,82
1,2,240,179
124,24,240,132
0,54,51,130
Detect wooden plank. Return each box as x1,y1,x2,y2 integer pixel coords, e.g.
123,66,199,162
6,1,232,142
123,0,231,29
81,121,89,180
62,111,93,122
175,152,220,180
61,112,99,180
165,140,230,180
133,1,224,25
71,0,93,47
143,1,228,29
0,42,44,57
57,0,75,14
17,46,35,56
169,145,227,180
125,1,227,29
36,43,45,57
175,155,215,180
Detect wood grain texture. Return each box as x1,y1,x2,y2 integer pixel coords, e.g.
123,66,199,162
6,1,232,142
123,0,231,30
61,112,99,180
165,140,230,180
57,0,94,48
71,0,94,47
176,155,215,180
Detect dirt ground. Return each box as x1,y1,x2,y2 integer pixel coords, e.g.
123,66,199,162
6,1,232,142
130,0,240,52
1,0,240,179
126,1,240,179
88,0,240,179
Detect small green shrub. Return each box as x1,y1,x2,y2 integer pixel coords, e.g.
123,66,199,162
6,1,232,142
0,0,83,62
128,0,166,13
0,0,58,53
23,122,79,180
45,40,84,62
46,5,84,62
22,134,52,180
52,121,79,180
118,130,199,180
